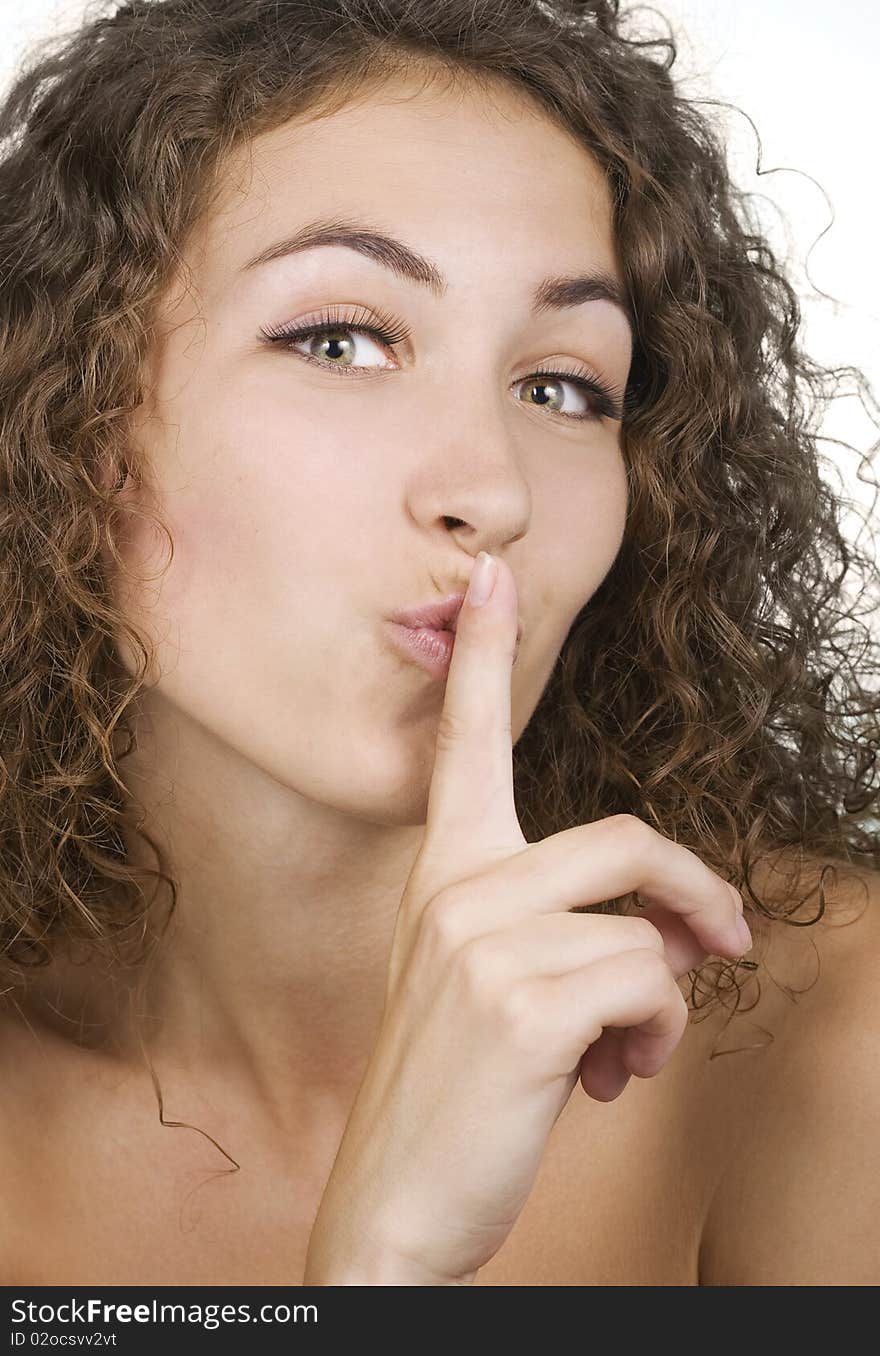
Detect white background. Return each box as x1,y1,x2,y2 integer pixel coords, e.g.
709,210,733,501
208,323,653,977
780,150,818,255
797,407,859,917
2,0,878,545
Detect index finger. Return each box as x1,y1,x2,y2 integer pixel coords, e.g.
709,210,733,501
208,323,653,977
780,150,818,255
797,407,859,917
419,551,525,881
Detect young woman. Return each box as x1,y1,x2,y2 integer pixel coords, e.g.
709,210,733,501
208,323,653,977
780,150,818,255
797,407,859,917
0,0,877,1287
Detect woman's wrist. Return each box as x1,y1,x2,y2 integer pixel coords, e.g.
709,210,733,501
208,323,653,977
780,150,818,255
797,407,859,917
303,1233,477,1286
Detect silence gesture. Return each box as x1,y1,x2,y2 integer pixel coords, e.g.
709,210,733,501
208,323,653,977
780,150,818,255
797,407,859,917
304,551,750,1286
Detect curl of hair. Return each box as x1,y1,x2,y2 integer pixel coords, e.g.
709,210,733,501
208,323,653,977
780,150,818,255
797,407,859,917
1,0,878,1065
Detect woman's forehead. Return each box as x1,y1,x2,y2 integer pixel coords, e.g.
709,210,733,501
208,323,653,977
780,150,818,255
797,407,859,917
194,79,620,294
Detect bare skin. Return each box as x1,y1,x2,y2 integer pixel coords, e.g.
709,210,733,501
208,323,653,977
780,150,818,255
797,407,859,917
101,71,632,1161
1,859,875,1285
4,68,879,1286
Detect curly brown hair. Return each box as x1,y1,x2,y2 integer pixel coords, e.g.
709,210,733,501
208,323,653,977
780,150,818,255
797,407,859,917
1,0,878,1068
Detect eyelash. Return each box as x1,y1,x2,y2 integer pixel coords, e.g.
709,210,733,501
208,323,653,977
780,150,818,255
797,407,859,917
258,304,623,424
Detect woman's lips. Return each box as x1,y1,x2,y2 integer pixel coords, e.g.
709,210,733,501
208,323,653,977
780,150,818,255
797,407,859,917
389,593,467,634
385,622,455,680
384,619,521,680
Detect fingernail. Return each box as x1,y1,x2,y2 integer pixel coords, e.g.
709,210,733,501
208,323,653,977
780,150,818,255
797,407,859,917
466,551,497,608
735,915,752,951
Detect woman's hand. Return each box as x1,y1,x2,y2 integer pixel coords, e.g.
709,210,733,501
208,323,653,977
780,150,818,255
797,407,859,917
303,552,750,1286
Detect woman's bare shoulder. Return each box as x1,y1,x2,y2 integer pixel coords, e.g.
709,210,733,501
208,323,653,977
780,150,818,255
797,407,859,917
698,859,880,1285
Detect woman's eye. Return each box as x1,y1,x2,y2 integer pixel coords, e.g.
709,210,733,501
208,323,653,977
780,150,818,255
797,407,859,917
276,321,618,423
516,375,595,420
291,326,390,370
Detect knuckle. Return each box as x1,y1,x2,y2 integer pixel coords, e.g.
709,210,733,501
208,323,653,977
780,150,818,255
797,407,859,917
625,979,689,1078
605,813,657,851
624,916,666,953
673,985,690,1035
495,981,540,1049
419,887,474,956
628,945,672,989
457,932,510,995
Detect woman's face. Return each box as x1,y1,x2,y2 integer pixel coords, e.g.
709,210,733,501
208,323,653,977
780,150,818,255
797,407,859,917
115,71,633,828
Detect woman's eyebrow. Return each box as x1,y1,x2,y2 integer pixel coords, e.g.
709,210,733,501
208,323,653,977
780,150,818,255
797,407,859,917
241,216,634,334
